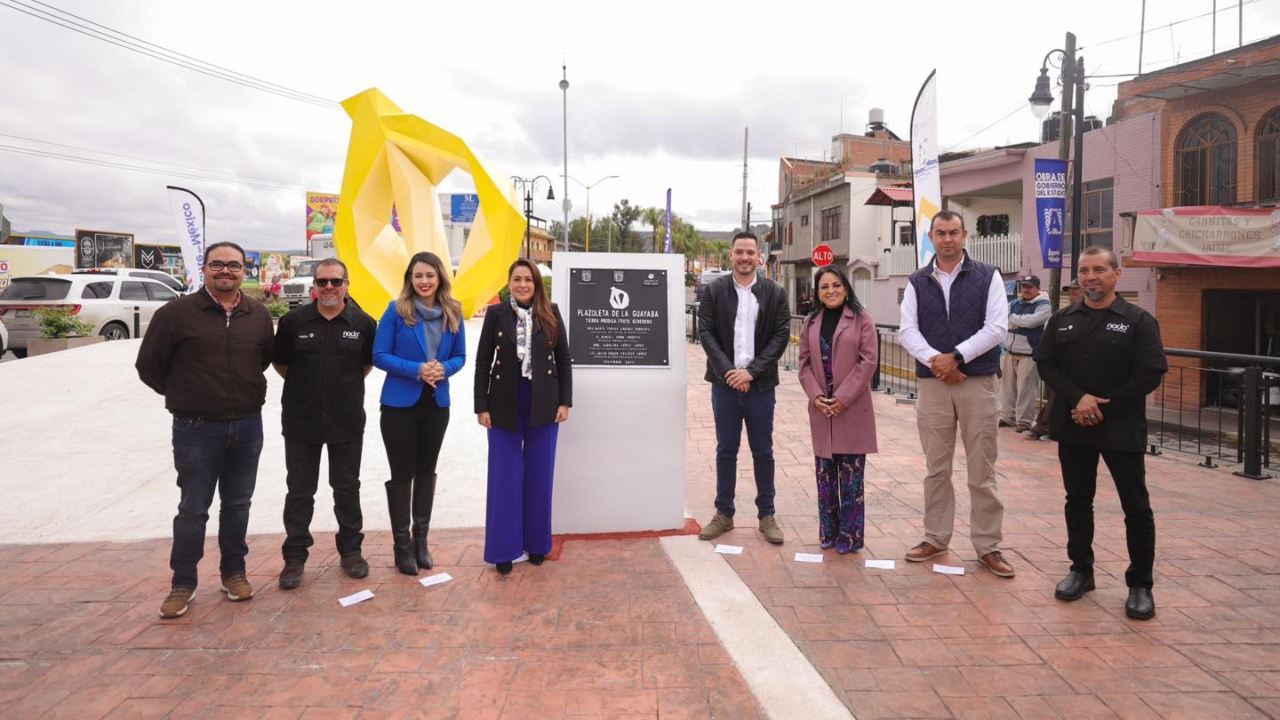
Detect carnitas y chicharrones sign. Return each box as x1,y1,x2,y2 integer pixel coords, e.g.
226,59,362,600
568,268,668,367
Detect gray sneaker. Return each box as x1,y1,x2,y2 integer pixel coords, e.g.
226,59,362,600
759,516,785,545
698,513,734,541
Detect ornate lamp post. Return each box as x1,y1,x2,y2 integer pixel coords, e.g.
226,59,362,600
510,175,555,259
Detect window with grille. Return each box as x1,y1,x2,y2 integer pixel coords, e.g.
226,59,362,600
820,207,841,242
975,214,1010,236
1257,108,1280,203
1175,114,1237,206
800,214,809,227
1084,178,1114,249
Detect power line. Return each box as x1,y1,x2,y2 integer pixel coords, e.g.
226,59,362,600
0,131,322,188
0,143,313,194
944,101,1029,152
26,0,333,103
0,0,337,108
1079,0,1264,51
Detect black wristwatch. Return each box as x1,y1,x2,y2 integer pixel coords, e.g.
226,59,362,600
953,350,965,365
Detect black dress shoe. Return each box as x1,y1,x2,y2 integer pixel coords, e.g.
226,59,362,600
1125,587,1155,620
1054,572,1095,601
528,553,545,566
496,561,513,575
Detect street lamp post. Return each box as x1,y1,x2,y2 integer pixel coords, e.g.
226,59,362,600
510,175,555,260
1028,31,1087,310
559,66,570,252
566,174,618,252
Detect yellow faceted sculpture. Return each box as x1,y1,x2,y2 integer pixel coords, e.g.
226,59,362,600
334,88,526,318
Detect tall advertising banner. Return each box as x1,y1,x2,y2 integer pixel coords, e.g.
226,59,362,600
166,186,205,292
1034,158,1067,268
910,70,941,269
306,191,339,240
664,188,673,254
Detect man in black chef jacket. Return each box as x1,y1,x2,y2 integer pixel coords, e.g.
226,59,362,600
1034,246,1167,620
273,258,377,589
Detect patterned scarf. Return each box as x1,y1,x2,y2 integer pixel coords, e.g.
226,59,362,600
510,299,534,380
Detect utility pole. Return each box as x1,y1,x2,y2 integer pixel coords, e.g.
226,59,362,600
559,65,570,251
741,127,749,231
1047,32,1076,312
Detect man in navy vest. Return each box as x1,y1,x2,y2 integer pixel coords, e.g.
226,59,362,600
899,211,1014,577
1000,275,1051,434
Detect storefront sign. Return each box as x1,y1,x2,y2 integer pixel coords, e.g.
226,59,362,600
569,267,669,367
1130,207,1280,268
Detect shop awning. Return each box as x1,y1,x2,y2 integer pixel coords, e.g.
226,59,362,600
1128,206,1280,268
865,187,914,206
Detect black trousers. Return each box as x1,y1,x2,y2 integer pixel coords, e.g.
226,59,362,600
281,438,365,562
1059,442,1155,589
380,390,449,498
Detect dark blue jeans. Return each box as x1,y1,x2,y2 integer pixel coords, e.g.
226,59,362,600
710,383,776,519
170,414,264,589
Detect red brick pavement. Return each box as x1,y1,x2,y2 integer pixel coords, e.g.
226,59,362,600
0,531,761,719
683,340,1280,719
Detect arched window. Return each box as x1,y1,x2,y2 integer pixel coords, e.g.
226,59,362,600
1257,108,1280,203
1175,114,1237,206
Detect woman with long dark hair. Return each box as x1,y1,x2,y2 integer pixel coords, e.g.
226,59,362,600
372,252,466,575
797,266,877,553
474,259,572,574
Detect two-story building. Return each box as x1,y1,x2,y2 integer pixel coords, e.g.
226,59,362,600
775,111,912,314
1110,34,1280,412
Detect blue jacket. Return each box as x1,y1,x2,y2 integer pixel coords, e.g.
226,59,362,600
373,301,466,408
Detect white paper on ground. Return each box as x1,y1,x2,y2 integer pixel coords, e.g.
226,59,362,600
932,563,965,575
338,589,375,607
793,553,824,563
865,559,896,570
419,572,453,588
714,544,744,555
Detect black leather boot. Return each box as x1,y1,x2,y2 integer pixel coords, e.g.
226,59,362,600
385,483,417,576
411,473,436,570
1054,571,1095,602
1125,587,1155,620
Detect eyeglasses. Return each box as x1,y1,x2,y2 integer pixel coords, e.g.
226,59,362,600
314,278,346,287
206,261,244,272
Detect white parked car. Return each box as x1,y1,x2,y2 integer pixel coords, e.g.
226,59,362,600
73,267,188,294
0,317,8,357
0,274,180,358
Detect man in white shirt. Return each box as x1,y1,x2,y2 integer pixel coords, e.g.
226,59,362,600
696,232,792,545
898,211,1014,577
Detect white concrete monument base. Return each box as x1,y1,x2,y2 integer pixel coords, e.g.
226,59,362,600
550,253,686,534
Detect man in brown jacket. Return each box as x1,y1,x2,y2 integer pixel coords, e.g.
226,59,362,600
136,241,274,619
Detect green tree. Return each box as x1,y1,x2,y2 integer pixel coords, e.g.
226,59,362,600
609,199,643,252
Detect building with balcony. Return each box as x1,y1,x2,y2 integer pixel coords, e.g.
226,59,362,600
1110,34,1280,410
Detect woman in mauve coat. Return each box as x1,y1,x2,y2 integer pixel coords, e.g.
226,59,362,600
797,266,878,553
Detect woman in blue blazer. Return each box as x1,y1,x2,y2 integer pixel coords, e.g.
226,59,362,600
373,251,466,575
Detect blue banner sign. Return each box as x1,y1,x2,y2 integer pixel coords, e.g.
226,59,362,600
450,193,480,223
1034,158,1067,268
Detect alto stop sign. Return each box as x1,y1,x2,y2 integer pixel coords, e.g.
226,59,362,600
812,244,834,267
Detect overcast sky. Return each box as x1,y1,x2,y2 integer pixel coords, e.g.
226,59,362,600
2,0,1278,250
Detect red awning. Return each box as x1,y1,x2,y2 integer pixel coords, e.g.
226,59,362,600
865,187,913,206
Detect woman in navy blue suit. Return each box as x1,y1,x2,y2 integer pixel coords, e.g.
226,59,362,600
475,260,572,575
373,251,466,575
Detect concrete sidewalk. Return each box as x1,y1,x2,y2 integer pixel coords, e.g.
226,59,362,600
3,337,1280,718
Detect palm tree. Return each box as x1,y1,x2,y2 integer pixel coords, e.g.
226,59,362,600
640,207,665,253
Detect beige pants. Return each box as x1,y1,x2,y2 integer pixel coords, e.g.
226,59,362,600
916,375,1004,556
999,352,1041,430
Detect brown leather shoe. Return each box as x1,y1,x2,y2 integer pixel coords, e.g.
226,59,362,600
698,513,734,541
980,550,1016,578
758,516,784,545
159,587,194,619
904,541,947,563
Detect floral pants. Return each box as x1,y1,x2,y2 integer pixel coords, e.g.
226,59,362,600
815,454,866,553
